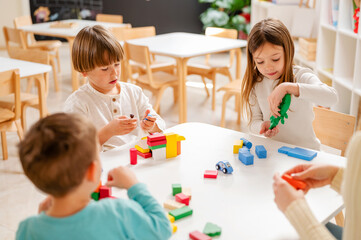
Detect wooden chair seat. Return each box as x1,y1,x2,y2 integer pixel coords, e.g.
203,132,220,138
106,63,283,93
0,92,39,107
186,27,238,111
138,71,178,88
0,108,15,123
28,40,62,50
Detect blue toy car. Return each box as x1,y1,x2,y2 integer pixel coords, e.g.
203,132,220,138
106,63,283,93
215,161,233,174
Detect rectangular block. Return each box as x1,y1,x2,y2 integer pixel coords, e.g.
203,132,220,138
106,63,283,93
204,170,218,179
99,186,111,199
164,199,185,210
147,133,166,142
147,139,167,147
189,231,211,240
167,214,175,223
169,206,193,220
238,151,254,165
255,145,267,158
148,144,167,150
135,144,150,153
182,187,192,200
278,146,292,154
175,193,190,205
287,147,317,161
137,151,152,158
282,174,307,190
233,139,243,154
91,192,99,201
172,184,182,196
152,147,166,160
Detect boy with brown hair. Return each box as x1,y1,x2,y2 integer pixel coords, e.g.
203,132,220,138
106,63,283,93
16,113,171,240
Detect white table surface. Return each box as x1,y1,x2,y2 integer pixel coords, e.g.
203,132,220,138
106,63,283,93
127,32,247,58
100,122,345,240
0,57,51,78
17,19,129,38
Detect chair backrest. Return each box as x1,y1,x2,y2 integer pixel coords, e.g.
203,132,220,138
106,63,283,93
109,25,132,41
122,26,156,40
123,42,155,86
313,106,356,156
0,69,21,120
3,27,26,52
205,27,238,66
13,15,36,45
96,13,123,23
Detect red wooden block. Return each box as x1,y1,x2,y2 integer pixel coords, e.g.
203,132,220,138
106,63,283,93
189,231,211,240
137,150,152,158
204,170,218,179
175,193,190,206
282,174,307,190
147,139,167,147
99,186,111,199
130,148,137,165
147,133,166,142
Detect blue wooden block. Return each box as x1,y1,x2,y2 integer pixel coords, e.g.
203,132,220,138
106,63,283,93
239,146,250,154
240,138,252,149
238,150,254,165
255,145,267,158
278,146,293,154
287,147,317,161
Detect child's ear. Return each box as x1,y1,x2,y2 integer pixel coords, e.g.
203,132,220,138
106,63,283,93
81,72,87,77
86,162,97,182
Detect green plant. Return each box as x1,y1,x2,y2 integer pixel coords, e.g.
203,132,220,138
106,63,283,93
199,0,251,37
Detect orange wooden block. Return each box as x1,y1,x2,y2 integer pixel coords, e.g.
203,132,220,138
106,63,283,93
282,174,307,190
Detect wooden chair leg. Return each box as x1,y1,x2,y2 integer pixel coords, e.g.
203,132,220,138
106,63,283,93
1,131,8,160
26,77,35,93
21,104,27,131
153,87,167,113
335,211,344,227
211,72,217,111
220,92,233,128
55,49,61,73
15,120,24,140
50,58,59,92
173,86,178,104
200,76,210,97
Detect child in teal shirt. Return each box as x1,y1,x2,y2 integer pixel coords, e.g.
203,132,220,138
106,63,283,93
16,113,171,240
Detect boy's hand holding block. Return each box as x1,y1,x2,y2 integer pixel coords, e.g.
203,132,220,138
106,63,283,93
281,174,307,190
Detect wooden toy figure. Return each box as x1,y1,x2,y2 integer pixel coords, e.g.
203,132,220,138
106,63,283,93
269,93,291,130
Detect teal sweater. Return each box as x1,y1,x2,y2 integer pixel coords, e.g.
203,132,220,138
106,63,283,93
16,183,172,240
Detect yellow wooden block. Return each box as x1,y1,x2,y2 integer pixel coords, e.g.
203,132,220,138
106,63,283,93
182,187,192,200
135,145,150,153
171,223,177,233
167,214,175,223
165,133,185,158
233,140,243,154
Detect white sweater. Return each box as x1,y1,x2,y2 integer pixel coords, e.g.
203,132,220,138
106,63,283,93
64,82,166,149
249,66,338,150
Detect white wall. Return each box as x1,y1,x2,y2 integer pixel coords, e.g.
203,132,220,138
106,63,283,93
0,0,30,48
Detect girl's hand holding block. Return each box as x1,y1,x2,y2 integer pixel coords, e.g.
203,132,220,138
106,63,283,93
260,121,279,138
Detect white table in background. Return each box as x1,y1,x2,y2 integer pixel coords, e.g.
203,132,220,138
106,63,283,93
0,57,52,117
100,122,345,240
18,19,130,91
127,32,247,123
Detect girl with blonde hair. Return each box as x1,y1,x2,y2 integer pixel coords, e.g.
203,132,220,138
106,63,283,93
241,18,338,150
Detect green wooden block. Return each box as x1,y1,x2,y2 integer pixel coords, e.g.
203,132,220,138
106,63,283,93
172,184,182,196
203,222,222,237
91,192,99,201
169,206,193,220
149,144,166,150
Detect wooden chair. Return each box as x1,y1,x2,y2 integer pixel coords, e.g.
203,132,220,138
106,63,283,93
187,27,238,110
217,80,242,127
0,69,24,160
312,106,356,227
110,26,175,81
124,42,178,113
96,13,123,23
0,46,49,130
13,16,61,92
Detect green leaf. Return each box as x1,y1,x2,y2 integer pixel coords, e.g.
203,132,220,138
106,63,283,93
199,0,216,3
215,0,232,9
200,8,229,27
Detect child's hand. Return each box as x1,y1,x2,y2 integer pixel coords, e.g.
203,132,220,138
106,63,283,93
140,109,156,132
106,166,139,190
38,196,53,213
260,121,279,138
284,164,340,193
268,84,287,118
273,173,304,213
109,115,138,136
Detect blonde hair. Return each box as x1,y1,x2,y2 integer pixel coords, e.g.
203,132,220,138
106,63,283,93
18,113,98,197
343,131,361,239
72,25,124,72
241,18,294,122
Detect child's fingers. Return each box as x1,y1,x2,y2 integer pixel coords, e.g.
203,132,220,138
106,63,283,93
143,109,151,119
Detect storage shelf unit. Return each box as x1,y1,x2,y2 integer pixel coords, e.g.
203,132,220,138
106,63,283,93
317,0,361,116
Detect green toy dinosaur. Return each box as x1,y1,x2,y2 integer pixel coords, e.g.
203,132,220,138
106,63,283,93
269,93,291,130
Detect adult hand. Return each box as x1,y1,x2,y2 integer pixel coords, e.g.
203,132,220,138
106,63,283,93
260,121,279,138
273,173,304,213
